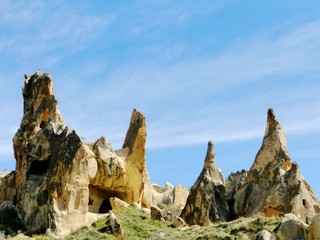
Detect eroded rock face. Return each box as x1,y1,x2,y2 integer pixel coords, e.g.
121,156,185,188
225,169,248,201
109,211,124,238
233,109,320,223
1,72,150,235
151,182,189,207
257,230,276,240
277,213,307,240
0,170,16,205
306,214,320,240
180,141,230,226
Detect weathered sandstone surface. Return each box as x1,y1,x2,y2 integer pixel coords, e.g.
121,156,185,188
232,109,320,222
151,182,189,207
180,141,230,226
0,72,319,238
0,72,151,235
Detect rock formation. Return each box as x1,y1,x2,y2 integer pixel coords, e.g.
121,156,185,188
109,211,124,238
256,230,275,240
151,182,189,207
275,213,320,240
180,141,230,226
0,72,151,235
232,109,320,223
225,169,247,201
306,214,320,240
276,213,307,240
0,170,16,204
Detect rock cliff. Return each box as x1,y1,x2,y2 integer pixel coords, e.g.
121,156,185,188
180,141,230,226
0,72,151,235
232,109,320,223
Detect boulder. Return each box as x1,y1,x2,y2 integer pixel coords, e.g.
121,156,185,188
109,197,129,209
233,109,320,222
180,141,230,226
109,211,124,238
306,214,320,240
150,205,173,222
0,72,151,235
276,213,307,240
257,230,275,240
151,206,163,221
172,215,186,228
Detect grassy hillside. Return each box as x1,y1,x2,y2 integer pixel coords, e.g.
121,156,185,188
45,206,282,240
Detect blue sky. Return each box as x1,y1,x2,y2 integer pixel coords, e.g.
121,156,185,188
0,1,319,196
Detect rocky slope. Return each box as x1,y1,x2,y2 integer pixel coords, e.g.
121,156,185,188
0,72,319,239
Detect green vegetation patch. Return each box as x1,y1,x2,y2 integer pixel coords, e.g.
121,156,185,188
32,206,282,240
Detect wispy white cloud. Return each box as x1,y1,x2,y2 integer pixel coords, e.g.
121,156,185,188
0,1,114,58
57,18,320,149
0,2,319,162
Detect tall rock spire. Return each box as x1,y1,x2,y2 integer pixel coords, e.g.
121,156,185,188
180,141,230,226
233,109,320,223
1,72,152,235
249,108,291,177
203,141,216,169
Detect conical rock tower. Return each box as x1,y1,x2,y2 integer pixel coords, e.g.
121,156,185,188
180,141,230,226
233,109,320,223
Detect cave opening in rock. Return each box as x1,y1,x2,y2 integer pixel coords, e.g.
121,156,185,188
29,159,50,176
40,121,46,129
303,199,307,206
99,198,112,213
88,185,127,213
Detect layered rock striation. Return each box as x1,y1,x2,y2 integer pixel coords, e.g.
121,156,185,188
0,72,151,235
180,141,230,226
232,109,320,222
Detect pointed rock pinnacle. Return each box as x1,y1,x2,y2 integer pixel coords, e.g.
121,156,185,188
233,108,320,222
267,108,277,128
122,109,146,153
204,141,216,170
180,141,230,226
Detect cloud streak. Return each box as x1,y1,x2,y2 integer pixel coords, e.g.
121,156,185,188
0,2,319,168
48,18,320,149
0,1,114,59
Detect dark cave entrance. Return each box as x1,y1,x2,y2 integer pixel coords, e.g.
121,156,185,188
88,185,127,213
29,157,51,176
99,198,112,213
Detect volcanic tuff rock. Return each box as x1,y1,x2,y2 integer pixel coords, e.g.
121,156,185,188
180,141,230,226
306,214,320,240
275,213,320,240
232,109,320,222
151,182,189,207
256,230,275,240
276,213,307,240
109,210,124,238
0,72,151,235
225,169,248,200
